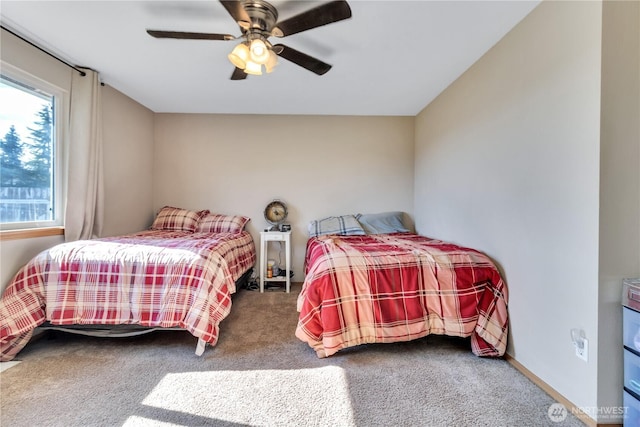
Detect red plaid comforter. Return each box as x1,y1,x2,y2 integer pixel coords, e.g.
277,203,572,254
295,233,508,358
0,230,256,361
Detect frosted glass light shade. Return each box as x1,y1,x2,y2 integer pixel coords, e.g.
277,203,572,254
244,60,262,75
265,50,278,73
249,39,269,64
228,43,249,69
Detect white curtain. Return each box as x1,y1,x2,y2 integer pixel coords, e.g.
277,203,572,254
64,68,104,241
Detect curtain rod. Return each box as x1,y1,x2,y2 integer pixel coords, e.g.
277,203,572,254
1,25,87,77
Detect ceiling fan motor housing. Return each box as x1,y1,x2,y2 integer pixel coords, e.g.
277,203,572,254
241,1,278,34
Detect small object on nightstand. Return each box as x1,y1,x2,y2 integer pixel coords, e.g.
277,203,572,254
267,260,274,278
264,200,288,231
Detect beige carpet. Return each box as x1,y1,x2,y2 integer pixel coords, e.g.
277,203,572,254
0,285,584,426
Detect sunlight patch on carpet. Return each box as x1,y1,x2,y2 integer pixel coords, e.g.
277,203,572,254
126,366,355,426
0,361,21,373
122,417,175,427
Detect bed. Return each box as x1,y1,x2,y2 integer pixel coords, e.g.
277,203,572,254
0,206,256,361
295,213,509,358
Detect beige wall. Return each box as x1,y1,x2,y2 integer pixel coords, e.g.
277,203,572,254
153,114,415,278
598,0,640,413
415,0,603,415
101,86,155,237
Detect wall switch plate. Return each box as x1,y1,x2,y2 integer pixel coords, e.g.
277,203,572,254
575,338,588,362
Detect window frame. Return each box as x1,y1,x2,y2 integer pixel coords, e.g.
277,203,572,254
0,62,67,233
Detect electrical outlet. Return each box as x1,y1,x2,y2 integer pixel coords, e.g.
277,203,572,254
575,338,588,362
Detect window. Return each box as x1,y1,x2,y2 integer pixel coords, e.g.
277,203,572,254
0,72,63,230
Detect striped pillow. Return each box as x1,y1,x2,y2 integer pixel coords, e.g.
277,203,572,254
196,213,250,233
308,215,366,238
151,206,209,232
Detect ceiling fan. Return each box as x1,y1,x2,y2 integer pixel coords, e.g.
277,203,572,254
146,0,352,80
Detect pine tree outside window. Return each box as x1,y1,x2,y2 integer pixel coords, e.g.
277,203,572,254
0,73,63,229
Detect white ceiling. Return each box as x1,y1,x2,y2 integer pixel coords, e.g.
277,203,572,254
0,1,540,116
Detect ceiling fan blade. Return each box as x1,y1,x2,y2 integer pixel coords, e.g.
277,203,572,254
273,44,332,75
231,67,248,80
219,0,251,27
271,1,352,37
147,30,235,41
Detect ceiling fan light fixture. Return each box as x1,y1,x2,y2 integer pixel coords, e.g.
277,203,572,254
244,60,263,75
249,38,270,64
228,43,250,69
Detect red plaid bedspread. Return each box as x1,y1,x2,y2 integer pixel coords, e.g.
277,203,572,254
0,230,256,361
295,233,508,358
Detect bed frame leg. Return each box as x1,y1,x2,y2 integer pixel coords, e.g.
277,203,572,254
195,338,206,356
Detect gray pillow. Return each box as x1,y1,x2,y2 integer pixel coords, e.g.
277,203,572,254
355,212,409,234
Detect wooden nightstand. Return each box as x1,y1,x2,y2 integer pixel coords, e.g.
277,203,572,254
259,230,291,293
